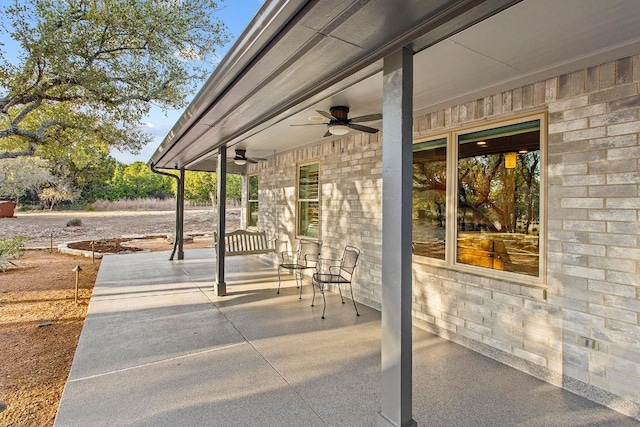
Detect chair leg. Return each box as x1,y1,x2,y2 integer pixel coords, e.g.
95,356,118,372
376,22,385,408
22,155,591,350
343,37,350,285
298,273,303,299
311,278,316,307
277,266,282,294
321,285,327,319
349,283,360,316
338,284,345,304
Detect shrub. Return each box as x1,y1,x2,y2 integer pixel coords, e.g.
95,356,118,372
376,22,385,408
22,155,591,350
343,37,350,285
66,218,83,227
0,236,28,272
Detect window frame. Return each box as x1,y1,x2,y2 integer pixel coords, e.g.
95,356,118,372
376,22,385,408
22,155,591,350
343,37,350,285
247,174,259,228
296,161,321,239
412,111,547,287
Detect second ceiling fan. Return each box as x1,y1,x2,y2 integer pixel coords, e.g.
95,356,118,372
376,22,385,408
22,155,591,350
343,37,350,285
292,106,382,137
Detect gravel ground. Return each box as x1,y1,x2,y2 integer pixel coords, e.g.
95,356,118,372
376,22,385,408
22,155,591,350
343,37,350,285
0,208,240,248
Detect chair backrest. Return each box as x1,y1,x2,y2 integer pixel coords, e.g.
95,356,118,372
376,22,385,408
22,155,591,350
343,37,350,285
340,245,360,278
298,239,322,267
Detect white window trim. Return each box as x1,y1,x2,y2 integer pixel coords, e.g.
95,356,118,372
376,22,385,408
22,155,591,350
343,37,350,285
296,161,321,239
247,174,259,229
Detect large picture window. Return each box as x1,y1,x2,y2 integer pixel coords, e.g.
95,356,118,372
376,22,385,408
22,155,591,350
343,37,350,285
248,175,259,228
413,137,447,260
412,114,544,280
297,163,319,238
456,119,541,277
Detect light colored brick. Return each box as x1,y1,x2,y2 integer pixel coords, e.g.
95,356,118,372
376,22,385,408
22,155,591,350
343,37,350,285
549,118,588,134
564,242,605,256
589,209,637,221
590,134,637,149
561,198,603,209
608,121,640,136
548,96,589,112
562,175,605,186
563,220,606,232
589,303,637,324
563,127,606,142
563,264,605,280
589,280,636,298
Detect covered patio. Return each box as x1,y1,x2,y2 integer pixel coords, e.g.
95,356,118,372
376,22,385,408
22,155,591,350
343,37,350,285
53,250,637,426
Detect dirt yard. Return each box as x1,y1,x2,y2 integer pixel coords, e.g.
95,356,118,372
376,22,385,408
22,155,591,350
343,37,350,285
0,208,240,249
0,208,240,426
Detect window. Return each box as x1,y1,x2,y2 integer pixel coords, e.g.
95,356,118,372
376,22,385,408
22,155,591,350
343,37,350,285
297,162,319,238
413,137,447,260
248,175,259,228
456,119,541,277
412,114,544,280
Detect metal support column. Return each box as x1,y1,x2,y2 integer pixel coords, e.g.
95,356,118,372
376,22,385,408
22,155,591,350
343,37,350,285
177,167,185,260
214,147,227,296
378,47,416,427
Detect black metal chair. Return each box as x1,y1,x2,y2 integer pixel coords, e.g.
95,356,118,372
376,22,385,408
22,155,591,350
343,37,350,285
277,239,322,298
311,245,360,319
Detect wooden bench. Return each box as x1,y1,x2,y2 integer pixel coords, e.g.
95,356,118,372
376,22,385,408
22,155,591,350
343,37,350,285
214,229,275,256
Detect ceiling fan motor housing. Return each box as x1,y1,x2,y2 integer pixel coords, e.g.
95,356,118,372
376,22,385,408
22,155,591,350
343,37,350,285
329,106,349,122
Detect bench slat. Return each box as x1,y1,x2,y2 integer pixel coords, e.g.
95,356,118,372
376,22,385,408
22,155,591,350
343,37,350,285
214,229,274,256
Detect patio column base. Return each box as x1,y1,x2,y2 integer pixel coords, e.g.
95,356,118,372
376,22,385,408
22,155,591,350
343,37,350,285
214,281,226,296
377,412,417,427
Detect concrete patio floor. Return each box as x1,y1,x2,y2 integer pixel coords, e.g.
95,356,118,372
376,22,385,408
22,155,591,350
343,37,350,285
54,249,638,426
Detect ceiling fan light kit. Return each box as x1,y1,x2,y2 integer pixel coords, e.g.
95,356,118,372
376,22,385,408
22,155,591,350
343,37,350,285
230,148,265,166
329,124,350,135
292,105,382,137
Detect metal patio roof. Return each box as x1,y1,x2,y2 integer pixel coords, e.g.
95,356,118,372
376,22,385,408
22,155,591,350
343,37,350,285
149,0,640,172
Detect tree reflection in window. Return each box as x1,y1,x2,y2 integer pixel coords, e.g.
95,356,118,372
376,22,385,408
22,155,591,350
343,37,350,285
413,138,447,260
457,120,540,276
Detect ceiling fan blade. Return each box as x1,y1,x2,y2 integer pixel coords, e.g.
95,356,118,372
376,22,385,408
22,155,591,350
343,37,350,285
350,113,382,123
247,158,259,164
290,123,327,126
349,123,379,133
323,130,332,138
317,110,336,120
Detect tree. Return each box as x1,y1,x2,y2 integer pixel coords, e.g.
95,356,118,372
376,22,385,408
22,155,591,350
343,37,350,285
0,0,229,158
0,156,53,201
109,161,173,199
38,177,79,209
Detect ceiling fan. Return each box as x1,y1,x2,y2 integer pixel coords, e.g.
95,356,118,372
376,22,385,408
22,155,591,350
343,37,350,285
229,149,265,165
292,106,382,137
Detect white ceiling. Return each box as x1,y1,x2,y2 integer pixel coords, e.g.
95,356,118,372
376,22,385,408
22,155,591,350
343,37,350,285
152,0,640,171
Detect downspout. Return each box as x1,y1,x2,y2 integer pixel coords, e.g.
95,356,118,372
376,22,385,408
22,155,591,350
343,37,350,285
149,163,184,261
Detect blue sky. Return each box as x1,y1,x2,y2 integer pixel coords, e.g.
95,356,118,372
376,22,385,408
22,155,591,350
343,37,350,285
0,0,264,164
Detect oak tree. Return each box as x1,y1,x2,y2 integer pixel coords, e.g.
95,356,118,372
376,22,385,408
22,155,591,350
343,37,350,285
0,0,229,158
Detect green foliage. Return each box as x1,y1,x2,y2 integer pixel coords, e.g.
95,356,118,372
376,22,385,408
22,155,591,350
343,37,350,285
108,161,174,200
0,235,28,272
179,171,242,204
0,156,53,201
0,0,229,158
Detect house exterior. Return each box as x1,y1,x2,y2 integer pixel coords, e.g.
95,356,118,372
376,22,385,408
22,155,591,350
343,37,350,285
150,0,640,423
243,55,640,418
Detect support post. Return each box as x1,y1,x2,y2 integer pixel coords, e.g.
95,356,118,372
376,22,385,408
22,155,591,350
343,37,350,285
214,147,227,296
378,47,416,427
177,167,185,260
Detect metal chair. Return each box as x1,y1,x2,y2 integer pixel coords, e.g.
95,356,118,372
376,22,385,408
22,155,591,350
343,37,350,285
277,239,322,298
311,245,360,319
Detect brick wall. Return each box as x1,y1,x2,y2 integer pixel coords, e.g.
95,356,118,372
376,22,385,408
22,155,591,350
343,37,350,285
248,54,640,416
